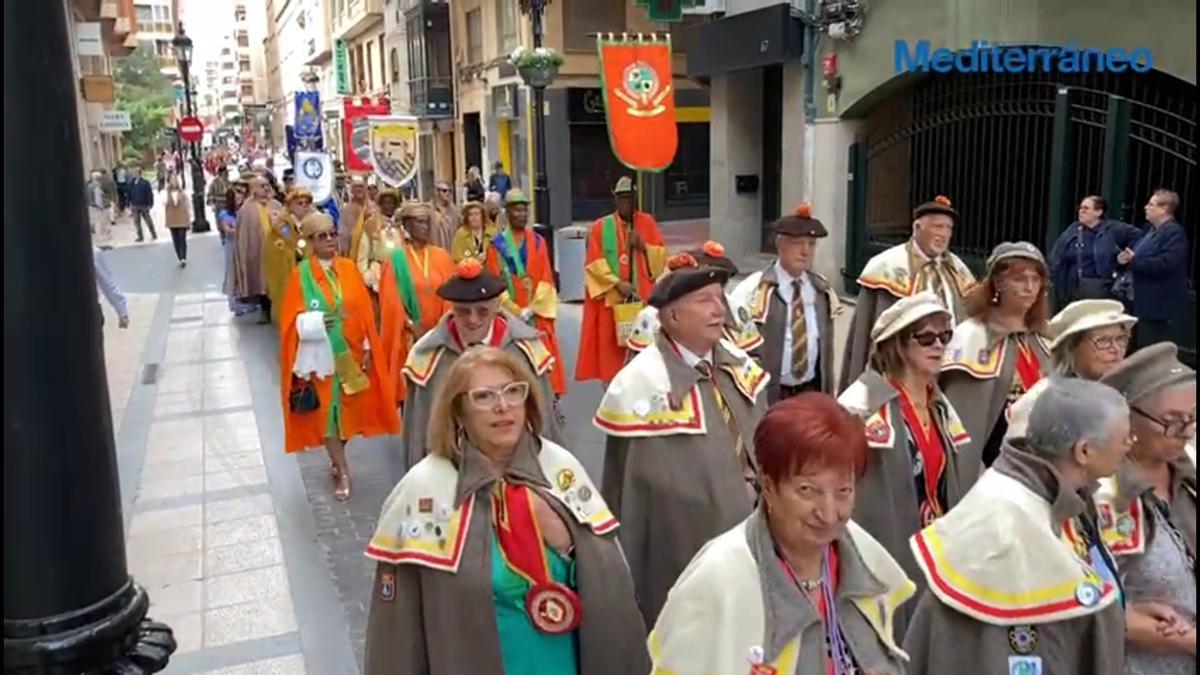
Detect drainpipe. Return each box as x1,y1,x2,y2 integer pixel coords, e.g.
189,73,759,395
798,0,821,204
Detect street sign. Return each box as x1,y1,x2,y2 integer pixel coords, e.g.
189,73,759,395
98,110,132,133
178,116,204,143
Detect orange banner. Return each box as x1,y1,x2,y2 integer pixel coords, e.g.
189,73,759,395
597,36,678,172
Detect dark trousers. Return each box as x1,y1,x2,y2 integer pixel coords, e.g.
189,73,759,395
169,228,187,262
1134,319,1173,351
131,207,157,240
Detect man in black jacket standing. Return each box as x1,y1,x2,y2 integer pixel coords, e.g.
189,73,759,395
127,166,157,242
1119,189,1189,350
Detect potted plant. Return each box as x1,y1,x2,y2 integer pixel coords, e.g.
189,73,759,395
509,46,564,88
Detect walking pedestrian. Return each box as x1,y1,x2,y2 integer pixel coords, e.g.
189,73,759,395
154,153,167,192
219,182,258,316
126,166,157,242
431,179,459,250
93,246,129,330
113,163,129,215
1117,189,1189,350
207,165,231,243
488,160,513,200
85,169,115,248
232,176,282,324
364,347,647,675
164,175,190,266
463,165,485,203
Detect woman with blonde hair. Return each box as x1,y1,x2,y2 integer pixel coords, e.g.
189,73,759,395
450,200,496,263
364,346,647,674
164,174,191,266
940,241,1053,489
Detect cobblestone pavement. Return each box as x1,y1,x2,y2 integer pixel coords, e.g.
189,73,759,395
105,214,846,673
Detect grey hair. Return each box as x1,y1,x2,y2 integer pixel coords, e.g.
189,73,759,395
1051,334,1085,377
1027,377,1129,462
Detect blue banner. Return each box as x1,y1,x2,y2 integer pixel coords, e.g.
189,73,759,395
294,91,322,141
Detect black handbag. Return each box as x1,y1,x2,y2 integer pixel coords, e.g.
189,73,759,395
289,376,320,413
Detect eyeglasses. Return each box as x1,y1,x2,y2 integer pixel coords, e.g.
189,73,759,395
1131,406,1197,439
465,381,529,409
910,330,954,347
1086,333,1130,352
312,232,337,241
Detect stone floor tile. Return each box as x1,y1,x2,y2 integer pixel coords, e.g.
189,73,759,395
128,504,203,536
203,565,290,609
143,444,203,466
201,654,306,675
203,451,264,474
204,467,268,492
203,595,297,647
146,579,202,615
204,494,274,524
205,515,278,548
137,476,204,502
126,525,203,560
141,456,206,480
203,539,283,577
153,611,203,655
129,550,202,588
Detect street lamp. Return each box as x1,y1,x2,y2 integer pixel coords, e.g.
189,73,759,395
172,23,211,233
518,0,556,277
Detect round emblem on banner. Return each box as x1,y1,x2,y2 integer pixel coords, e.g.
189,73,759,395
1074,581,1101,607
302,157,324,180
525,582,582,634
1007,624,1038,655
623,61,661,99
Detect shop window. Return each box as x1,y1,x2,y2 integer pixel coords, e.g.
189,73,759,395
664,122,710,205
466,9,483,64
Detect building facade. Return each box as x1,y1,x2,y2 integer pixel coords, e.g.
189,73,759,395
133,0,180,78
66,0,138,173
689,0,1196,360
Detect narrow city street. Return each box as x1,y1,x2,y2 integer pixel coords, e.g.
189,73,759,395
99,201,805,674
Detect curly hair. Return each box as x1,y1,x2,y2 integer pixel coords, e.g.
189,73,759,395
964,258,1050,331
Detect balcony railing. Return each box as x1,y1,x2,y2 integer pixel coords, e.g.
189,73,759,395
408,76,453,118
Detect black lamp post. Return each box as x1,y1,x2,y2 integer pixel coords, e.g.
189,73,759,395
5,1,175,672
172,24,210,233
517,0,556,276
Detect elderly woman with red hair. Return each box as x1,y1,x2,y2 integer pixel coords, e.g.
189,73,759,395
649,394,915,674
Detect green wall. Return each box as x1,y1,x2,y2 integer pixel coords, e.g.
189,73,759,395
825,0,1196,119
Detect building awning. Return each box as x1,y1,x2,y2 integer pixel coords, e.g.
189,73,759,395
682,4,806,78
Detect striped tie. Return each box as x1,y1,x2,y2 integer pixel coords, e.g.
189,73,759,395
696,362,744,458
924,260,946,306
791,280,809,380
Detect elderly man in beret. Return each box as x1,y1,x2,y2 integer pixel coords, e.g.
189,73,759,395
905,377,1130,675
731,203,840,403
595,252,768,626
397,259,562,476
841,195,975,391
1095,342,1196,669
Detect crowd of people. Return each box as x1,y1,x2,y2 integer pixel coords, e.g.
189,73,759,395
216,162,1194,674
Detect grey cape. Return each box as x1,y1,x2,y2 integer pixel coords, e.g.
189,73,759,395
597,333,765,626
838,367,967,639
364,435,650,674
903,444,1126,675
400,311,562,473
736,264,836,403
939,319,1051,491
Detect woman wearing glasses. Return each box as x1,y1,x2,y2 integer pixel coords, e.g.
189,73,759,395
1099,343,1197,673
364,346,648,674
940,242,1053,490
279,212,400,501
1005,299,1137,440
837,292,968,638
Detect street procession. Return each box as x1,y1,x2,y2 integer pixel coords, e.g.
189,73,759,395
7,0,1198,674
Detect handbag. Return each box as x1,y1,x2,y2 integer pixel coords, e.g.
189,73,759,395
614,301,644,347
289,376,320,413
1111,270,1134,305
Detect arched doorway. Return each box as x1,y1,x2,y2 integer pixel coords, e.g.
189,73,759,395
844,63,1196,362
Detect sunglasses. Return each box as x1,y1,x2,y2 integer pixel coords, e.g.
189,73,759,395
465,381,529,409
1131,406,1197,439
910,330,954,347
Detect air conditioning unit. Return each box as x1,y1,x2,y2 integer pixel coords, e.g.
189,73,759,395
684,0,726,15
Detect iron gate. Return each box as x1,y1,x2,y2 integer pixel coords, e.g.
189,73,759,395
844,65,1197,363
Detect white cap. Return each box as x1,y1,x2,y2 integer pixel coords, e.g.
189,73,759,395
870,291,952,344
1048,299,1137,350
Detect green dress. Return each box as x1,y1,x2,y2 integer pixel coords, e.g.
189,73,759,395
491,531,579,675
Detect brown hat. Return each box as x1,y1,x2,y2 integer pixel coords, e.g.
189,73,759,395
647,253,731,309
1100,342,1195,405
913,195,959,223
771,203,828,238
299,211,335,238
437,258,507,303
398,201,431,220
687,240,739,276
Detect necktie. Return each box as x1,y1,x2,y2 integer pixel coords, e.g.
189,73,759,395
791,279,809,380
696,362,744,458
923,260,947,307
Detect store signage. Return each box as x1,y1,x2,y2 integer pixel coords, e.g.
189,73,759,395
98,110,132,133
334,40,351,95
76,22,104,57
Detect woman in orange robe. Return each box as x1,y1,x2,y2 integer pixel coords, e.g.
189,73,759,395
395,202,455,338
575,177,666,384
279,211,400,501
484,190,568,396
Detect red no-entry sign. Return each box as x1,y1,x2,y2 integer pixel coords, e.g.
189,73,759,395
178,116,204,143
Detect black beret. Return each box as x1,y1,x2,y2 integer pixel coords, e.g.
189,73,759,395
771,204,828,238
691,250,739,277
647,260,731,309
437,266,507,303
913,195,959,223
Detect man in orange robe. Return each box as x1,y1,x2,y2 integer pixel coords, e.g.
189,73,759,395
576,176,667,384
485,189,568,396
279,211,400,501
394,201,455,338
